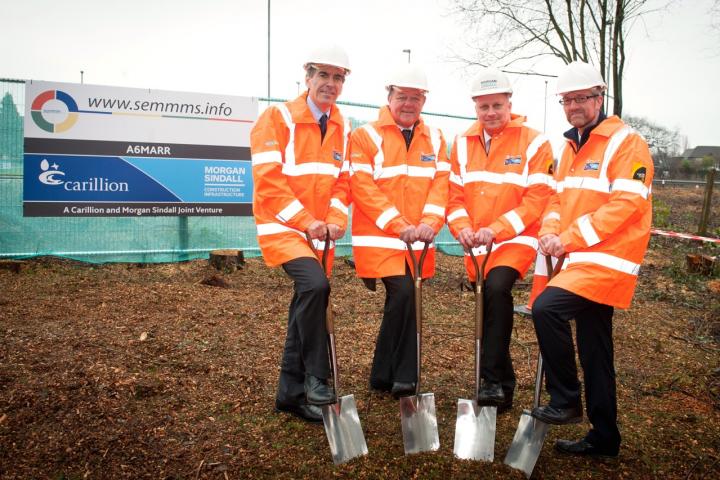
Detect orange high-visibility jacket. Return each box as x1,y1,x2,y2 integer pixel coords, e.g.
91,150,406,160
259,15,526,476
349,106,450,279
526,251,557,308
251,93,350,268
447,114,554,281
540,115,654,309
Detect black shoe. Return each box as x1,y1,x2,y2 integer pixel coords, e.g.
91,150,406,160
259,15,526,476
391,381,416,399
369,379,392,393
477,381,505,406
275,402,323,424
531,404,583,425
304,375,335,405
497,398,514,414
555,438,619,458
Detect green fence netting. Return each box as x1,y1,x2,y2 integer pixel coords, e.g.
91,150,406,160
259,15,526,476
0,79,468,263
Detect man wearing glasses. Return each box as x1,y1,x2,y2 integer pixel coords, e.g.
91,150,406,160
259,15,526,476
251,45,352,423
348,64,449,399
446,68,554,413
531,61,654,458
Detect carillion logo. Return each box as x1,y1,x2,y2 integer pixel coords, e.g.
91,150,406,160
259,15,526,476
38,158,65,185
31,90,79,133
38,159,129,192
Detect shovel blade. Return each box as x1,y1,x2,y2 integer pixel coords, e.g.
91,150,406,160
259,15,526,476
321,394,368,465
399,393,440,454
453,399,496,461
504,409,549,478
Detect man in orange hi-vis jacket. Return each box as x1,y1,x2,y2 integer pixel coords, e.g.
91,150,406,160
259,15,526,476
530,61,654,458
349,64,449,399
251,45,352,423
446,68,554,413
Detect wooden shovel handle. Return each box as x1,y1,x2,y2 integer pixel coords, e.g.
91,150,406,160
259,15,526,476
406,241,430,281
406,241,429,395
544,254,566,283
305,231,331,274
305,231,339,391
468,244,493,341
532,253,566,408
469,243,492,399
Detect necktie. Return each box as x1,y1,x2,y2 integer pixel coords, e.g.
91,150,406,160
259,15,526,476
402,129,413,150
319,114,328,142
485,138,491,154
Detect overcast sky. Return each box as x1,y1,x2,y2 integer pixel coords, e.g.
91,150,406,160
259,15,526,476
2,0,719,151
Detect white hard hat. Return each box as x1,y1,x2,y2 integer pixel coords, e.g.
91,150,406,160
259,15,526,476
556,61,606,94
470,68,513,97
385,63,429,93
304,44,351,74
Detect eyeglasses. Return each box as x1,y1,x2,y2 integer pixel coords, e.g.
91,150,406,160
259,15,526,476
559,94,600,106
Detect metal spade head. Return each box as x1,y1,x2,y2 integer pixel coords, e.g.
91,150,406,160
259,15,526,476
453,399,497,461
504,409,550,478
321,394,368,465
399,393,440,454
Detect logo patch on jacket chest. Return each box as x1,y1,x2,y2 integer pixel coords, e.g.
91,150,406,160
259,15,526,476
504,155,522,165
420,153,436,162
584,161,600,171
333,150,342,162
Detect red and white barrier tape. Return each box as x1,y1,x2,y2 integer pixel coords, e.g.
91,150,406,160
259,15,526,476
651,228,720,244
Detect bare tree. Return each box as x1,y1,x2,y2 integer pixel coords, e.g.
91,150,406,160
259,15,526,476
448,0,666,117
623,114,681,152
711,0,720,47
623,114,681,172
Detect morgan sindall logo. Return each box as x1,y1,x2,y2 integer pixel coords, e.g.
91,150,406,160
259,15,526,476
38,159,65,185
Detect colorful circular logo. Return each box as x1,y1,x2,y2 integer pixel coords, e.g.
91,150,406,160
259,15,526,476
31,90,79,133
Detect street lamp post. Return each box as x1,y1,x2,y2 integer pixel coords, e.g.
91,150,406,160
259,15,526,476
605,20,613,114
543,80,548,133
402,49,411,63
80,70,84,84
267,0,271,101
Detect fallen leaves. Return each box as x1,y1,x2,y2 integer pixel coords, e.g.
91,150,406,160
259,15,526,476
0,186,718,479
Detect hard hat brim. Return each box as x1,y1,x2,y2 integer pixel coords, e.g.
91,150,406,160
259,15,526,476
470,87,513,98
556,82,606,95
387,85,429,94
303,62,351,75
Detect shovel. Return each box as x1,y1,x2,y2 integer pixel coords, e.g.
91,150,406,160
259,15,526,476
504,254,565,478
453,244,496,461
399,241,440,454
306,233,368,465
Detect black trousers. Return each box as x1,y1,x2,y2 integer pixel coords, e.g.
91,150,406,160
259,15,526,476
532,286,621,450
480,266,520,400
275,257,330,406
370,266,417,387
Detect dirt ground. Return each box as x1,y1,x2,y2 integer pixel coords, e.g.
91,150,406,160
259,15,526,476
1,186,718,479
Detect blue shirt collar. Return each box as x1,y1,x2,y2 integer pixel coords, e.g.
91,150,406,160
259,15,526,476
306,96,330,122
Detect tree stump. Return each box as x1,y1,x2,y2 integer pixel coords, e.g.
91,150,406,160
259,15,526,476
686,253,717,275
209,250,244,272
0,260,25,273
